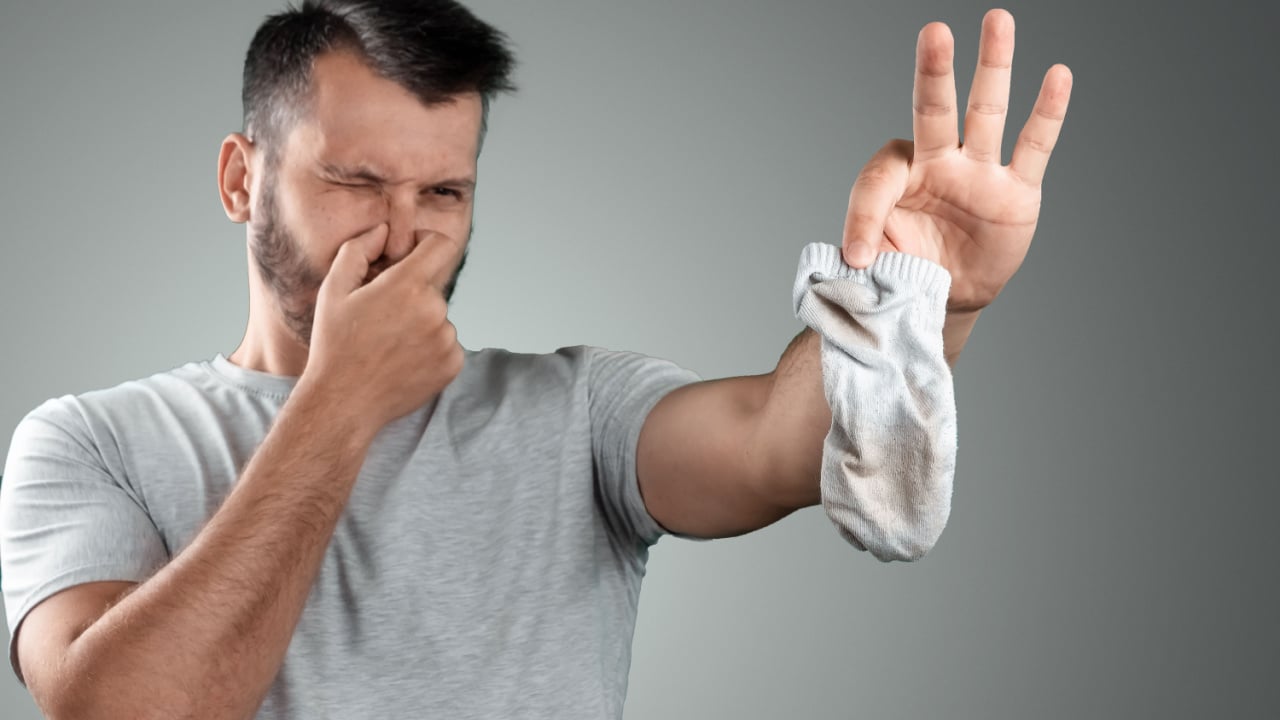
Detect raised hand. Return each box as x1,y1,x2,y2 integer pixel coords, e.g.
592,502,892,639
841,9,1073,314
303,224,467,430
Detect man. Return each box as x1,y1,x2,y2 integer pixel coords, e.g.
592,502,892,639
0,1,1070,718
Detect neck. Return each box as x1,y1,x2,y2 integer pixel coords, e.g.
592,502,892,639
227,258,311,378
227,329,309,378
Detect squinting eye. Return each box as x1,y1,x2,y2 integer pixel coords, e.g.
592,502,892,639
433,188,462,199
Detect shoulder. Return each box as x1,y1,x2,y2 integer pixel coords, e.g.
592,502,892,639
6,358,222,471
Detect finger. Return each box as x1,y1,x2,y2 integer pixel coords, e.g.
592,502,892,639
961,9,1015,163
841,139,912,268
419,229,469,293
1009,63,1073,186
373,228,466,294
913,21,959,160
320,223,389,298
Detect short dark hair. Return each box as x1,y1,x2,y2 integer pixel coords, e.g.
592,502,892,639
241,0,518,167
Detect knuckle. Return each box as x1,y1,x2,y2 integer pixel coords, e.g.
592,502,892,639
918,59,952,79
855,166,895,187
400,281,422,305
1019,133,1053,154
912,100,953,117
962,144,999,162
914,140,954,157
1007,164,1037,188
1033,104,1066,122
847,210,882,230
422,295,447,325
967,102,1007,116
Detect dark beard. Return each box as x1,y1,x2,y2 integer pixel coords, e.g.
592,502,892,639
248,169,470,348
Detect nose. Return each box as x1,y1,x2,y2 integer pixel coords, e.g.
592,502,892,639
382,188,420,263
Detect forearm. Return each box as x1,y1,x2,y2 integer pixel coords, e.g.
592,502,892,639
55,382,375,720
761,305,976,512
757,327,828,512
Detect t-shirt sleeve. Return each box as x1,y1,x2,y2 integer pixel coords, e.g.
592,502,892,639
584,345,710,549
0,397,170,684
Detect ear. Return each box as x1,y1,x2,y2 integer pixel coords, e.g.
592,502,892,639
217,132,257,223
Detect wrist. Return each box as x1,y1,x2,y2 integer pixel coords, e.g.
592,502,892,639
943,307,982,367
287,376,382,454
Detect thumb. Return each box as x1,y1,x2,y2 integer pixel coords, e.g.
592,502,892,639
320,223,389,298
842,139,911,268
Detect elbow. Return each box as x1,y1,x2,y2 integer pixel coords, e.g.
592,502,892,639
40,682,99,720
23,646,91,720
41,652,195,720
41,677,113,720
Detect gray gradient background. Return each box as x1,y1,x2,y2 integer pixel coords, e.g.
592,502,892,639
1,1,1276,718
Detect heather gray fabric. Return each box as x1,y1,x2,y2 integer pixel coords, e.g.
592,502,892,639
1,343,705,719
792,243,957,562
2,243,959,717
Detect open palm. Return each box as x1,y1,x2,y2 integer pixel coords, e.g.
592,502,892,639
841,9,1073,314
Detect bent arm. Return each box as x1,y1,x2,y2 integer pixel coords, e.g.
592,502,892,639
18,381,377,720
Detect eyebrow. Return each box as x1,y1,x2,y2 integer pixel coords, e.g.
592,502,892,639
319,161,476,191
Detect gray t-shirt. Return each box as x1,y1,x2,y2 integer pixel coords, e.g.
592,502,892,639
1,343,706,718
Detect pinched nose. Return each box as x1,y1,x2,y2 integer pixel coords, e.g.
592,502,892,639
383,196,420,262
363,263,389,285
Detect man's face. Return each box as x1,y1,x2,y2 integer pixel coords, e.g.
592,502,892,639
248,50,482,346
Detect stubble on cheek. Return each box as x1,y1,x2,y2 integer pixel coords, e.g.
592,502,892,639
249,180,327,347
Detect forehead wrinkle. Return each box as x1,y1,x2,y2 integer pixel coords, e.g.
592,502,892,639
319,159,395,184
317,158,477,195
296,121,477,188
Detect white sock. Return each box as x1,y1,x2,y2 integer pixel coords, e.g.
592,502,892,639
792,243,958,562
